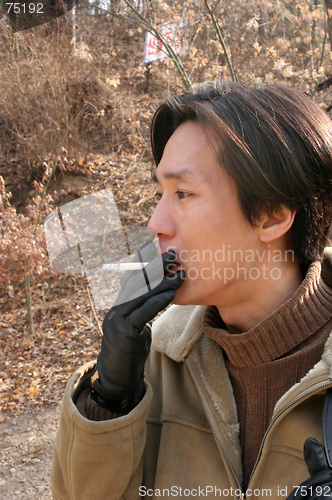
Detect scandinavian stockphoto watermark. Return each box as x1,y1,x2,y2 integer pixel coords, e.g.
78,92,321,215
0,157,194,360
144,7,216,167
165,245,295,282
139,485,275,497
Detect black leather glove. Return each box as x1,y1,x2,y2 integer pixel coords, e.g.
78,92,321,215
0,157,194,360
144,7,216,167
90,245,185,414
287,438,332,499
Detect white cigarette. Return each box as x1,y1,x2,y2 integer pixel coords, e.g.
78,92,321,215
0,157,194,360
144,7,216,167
103,262,150,272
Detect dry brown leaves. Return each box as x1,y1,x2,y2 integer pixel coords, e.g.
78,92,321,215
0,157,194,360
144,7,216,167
0,273,101,417
0,153,157,419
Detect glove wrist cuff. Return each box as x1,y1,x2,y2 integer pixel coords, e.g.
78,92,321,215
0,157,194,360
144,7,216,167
90,372,145,414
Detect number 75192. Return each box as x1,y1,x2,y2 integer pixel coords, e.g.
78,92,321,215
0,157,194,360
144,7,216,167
5,3,44,14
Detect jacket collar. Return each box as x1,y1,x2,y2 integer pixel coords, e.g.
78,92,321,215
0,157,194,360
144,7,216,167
151,303,204,362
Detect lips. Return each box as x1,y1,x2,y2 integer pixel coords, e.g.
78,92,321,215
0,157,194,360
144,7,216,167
164,259,182,276
160,249,183,275
168,262,181,273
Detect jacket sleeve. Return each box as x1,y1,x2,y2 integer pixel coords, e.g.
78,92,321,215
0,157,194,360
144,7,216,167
50,361,153,500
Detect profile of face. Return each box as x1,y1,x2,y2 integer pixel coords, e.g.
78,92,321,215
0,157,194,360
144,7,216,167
147,121,268,309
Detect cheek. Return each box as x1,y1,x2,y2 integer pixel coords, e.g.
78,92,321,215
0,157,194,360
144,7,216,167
179,202,250,263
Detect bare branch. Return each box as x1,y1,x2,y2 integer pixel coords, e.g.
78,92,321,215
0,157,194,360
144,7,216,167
202,0,237,82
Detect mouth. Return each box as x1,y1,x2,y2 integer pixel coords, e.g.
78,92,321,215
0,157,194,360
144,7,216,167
171,262,182,271
165,260,182,276
160,248,184,275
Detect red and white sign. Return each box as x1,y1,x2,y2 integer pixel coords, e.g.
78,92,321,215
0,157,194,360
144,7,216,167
144,22,186,64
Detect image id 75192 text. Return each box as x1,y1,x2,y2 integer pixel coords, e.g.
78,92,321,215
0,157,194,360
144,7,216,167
5,3,44,14
292,486,332,497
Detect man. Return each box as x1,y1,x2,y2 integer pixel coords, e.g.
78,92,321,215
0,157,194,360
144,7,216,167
51,81,332,499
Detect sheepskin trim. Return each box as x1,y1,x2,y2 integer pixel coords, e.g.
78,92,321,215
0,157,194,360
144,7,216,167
322,247,332,288
151,304,205,362
273,330,332,415
192,335,238,428
321,330,332,378
189,334,242,483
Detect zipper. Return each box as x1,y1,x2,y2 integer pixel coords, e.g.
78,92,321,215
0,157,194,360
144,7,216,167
185,356,332,499
247,380,332,488
184,358,243,498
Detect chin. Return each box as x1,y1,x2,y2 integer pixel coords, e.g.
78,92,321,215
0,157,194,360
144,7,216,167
172,283,207,306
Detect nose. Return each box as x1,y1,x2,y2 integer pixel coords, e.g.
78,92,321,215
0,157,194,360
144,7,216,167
147,197,176,240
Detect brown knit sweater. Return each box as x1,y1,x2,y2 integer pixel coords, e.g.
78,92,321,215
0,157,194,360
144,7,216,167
201,260,332,489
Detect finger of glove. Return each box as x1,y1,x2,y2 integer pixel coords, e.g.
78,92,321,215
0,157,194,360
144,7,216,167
304,437,330,476
119,269,185,318
130,288,176,331
118,250,178,303
162,249,177,274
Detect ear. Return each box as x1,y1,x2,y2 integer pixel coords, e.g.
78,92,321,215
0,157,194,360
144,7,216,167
259,207,296,243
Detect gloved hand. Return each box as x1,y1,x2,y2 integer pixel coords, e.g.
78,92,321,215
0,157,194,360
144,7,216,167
90,244,185,414
287,438,332,499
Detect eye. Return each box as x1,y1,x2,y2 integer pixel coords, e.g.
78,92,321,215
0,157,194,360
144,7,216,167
176,191,191,200
154,191,191,202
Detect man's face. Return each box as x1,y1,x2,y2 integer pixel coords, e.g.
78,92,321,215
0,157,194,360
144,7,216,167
148,121,263,307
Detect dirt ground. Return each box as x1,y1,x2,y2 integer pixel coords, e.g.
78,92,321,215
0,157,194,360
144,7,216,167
0,406,60,499
0,271,98,500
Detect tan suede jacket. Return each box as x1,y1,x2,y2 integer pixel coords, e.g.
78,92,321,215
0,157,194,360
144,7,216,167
51,296,332,500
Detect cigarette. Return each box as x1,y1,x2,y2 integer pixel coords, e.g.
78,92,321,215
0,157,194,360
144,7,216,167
103,262,150,272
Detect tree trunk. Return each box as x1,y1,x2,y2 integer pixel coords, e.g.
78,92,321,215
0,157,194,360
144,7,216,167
67,1,77,49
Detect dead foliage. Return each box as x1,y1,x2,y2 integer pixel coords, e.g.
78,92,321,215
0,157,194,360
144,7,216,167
0,152,157,417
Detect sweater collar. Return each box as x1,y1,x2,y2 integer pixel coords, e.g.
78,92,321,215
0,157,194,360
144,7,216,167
201,258,332,368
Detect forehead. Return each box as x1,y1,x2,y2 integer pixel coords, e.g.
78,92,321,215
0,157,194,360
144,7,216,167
154,121,220,184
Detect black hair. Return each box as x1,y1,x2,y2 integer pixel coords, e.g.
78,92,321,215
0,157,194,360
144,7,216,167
151,81,332,265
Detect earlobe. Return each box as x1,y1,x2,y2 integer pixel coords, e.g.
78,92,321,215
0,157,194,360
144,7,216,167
259,207,296,243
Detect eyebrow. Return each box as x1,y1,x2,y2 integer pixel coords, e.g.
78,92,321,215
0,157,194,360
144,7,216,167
152,167,197,183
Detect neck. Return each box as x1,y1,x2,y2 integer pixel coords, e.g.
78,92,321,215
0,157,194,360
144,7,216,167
217,260,303,334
